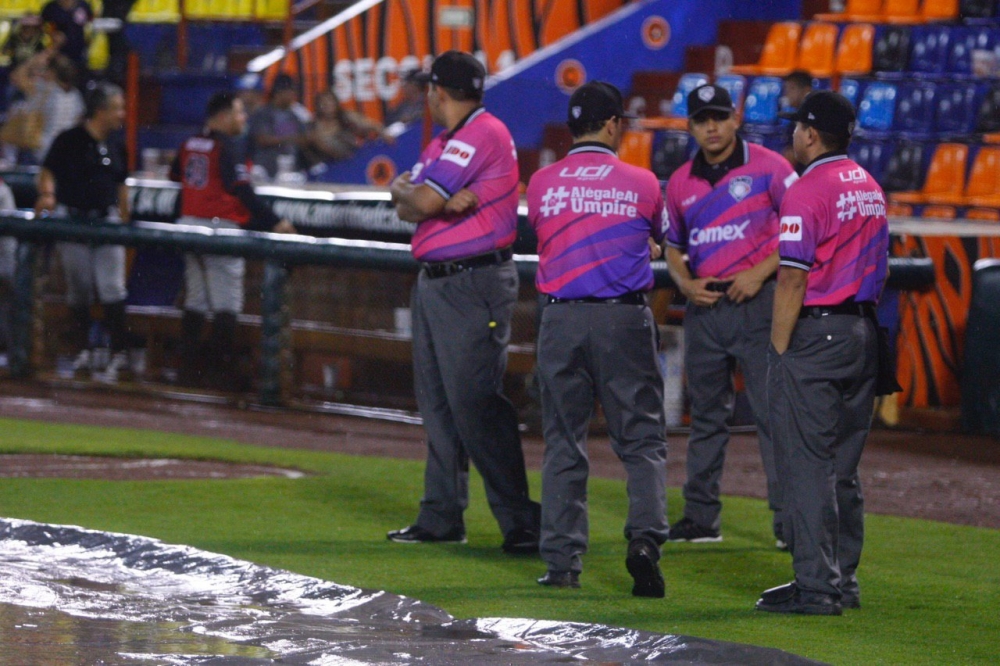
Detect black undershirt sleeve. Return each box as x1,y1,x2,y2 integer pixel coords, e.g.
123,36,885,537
219,138,280,232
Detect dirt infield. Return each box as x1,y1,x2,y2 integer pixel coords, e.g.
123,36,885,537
0,380,998,529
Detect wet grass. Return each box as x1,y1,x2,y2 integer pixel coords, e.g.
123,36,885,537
1,416,998,665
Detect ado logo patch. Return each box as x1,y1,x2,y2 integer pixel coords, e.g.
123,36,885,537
779,216,803,242
440,139,477,168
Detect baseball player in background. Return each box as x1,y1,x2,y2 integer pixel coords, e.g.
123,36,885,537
664,84,796,547
170,91,295,389
387,51,541,554
757,91,888,616
36,82,139,382
527,81,669,596
0,178,16,358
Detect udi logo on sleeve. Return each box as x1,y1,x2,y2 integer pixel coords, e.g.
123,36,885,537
780,216,803,241
440,139,477,167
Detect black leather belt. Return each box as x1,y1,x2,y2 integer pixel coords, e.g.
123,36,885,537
66,206,110,219
422,247,512,279
706,281,733,293
704,274,774,293
799,300,876,319
547,291,647,305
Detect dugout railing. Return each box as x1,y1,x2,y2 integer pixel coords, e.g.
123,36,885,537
0,201,934,410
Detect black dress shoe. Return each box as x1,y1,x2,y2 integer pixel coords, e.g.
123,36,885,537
387,524,466,544
761,581,861,609
841,590,861,609
626,538,665,598
537,570,580,588
501,528,540,555
756,584,842,616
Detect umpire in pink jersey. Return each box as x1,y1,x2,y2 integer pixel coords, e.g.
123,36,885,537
756,91,889,615
388,51,541,554
663,84,796,546
526,82,669,597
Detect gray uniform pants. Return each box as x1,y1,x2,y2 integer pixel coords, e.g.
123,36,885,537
180,217,245,315
682,280,780,532
537,301,668,573
55,205,127,308
767,313,877,598
411,260,540,538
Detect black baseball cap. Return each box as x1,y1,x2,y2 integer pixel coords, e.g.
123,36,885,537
687,84,735,119
779,90,857,139
414,51,485,94
567,81,636,128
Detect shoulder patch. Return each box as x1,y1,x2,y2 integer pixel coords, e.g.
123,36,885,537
779,216,803,241
440,139,477,168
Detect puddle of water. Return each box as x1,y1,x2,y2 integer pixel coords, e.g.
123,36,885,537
0,518,826,665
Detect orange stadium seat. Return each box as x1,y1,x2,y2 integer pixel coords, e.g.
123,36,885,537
730,22,802,76
883,0,958,23
915,0,960,22
891,143,970,205
965,208,1000,222
619,130,653,170
964,147,1000,208
796,22,839,78
887,202,915,217
815,0,884,22
883,0,922,22
835,24,875,78
921,205,958,218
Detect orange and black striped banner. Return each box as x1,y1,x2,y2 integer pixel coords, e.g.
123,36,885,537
264,0,630,120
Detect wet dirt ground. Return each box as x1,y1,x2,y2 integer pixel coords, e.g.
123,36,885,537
0,380,997,529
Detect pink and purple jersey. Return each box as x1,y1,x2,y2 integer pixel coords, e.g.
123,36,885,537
409,108,519,262
778,154,889,306
665,142,796,279
526,143,667,298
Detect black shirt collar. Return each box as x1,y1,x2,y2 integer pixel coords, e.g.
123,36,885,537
567,141,616,157
446,106,485,138
691,136,747,186
801,150,849,177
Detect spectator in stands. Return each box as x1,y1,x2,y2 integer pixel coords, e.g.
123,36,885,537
781,71,814,165
41,0,94,69
1,15,50,71
385,70,427,126
247,73,307,181
35,82,141,382
235,73,266,117
302,90,389,165
782,71,814,113
0,178,16,362
11,53,85,163
101,0,138,85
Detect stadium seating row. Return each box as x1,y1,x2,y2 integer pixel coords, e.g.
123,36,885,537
0,0,288,22
730,20,999,80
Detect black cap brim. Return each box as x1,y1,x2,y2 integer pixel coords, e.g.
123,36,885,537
778,110,803,122
689,105,736,119
411,72,431,85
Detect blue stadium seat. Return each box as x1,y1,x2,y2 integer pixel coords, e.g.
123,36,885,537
670,73,710,117
742,76,783,126
849,138,893,185
935,82,980,138
895,82,938,138
651,130,696,181
840,77,868,108
882,140,932,193
742,127,788,154
947,27,995,77
909,25,953,79
857,82,898,137
715,74,747,111
872,25,911,79
976,82,1000,134
959,0,998,22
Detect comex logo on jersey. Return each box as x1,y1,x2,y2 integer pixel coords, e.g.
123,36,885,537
688,220,750,246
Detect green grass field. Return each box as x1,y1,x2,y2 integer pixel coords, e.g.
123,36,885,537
0,416,997,665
